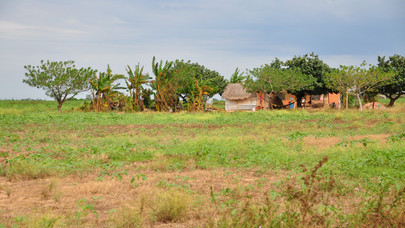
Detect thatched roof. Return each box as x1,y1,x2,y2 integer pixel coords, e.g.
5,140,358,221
222,83,255,100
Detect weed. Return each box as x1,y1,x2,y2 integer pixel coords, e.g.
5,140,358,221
130,173,147,187
281,156,341,226
361,183,405,227
387,132,405,142
152,190,190,223
6,189,11,197
40,180,57,200
75,198,99,223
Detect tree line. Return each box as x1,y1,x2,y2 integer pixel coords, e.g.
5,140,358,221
23,53,404,111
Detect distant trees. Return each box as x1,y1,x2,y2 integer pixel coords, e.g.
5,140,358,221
284,53,332,107
90,66,124,111
171,60,226,111
24,54,403,112
126,64,151,111
245,59,315,108
23,60,96,111
325,62,394,111
377,54,405,107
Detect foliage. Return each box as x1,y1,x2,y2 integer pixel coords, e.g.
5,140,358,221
325,62,394,110
89,65,125,111
377,54,405,107
245,59,315,108
171,60,226,111
151,56,177,111
126,64,151,111
152,190,190,223
23,60,96,111
229,68,247,83
284,53,331,106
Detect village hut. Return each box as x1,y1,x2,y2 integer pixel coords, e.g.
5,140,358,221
222,83,257,111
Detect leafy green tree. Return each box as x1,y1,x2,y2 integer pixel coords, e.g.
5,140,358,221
245,59,315,109
90,65,125,111
23,60,96,111
126,64,151,111
284,53,331,106
377,54,405,107
325,66,356,109
172,60,227,98
229,68,246,83
325,62,394,111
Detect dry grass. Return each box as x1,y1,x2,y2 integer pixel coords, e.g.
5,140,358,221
1,165,389,227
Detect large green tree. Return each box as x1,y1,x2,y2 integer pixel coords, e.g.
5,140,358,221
172,60,227,97
284,53,331,106
245,59,315,109
377,54,405,107
171,60,226,111
23,60,96,111
325,62,394,111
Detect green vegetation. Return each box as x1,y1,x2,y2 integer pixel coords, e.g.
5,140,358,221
0,100,404,226
23,60,97,111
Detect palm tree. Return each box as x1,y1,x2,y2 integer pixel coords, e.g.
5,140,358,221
90,65,125,111
126,64,151,111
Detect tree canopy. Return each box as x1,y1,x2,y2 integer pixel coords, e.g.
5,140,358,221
284,53,331,106
245,59,315,108
325,62,394,111
172,60,227,97
23,60,96,111
377,54,405,107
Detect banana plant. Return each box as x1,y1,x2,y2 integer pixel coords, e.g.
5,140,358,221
126,64,151,111
188,77,213,111
90,65,125,111
151,56,177,111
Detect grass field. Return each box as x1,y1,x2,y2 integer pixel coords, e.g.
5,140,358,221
0,99,404,227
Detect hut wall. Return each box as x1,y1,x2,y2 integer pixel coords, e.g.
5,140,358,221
328,93,340,105
225,97,257,111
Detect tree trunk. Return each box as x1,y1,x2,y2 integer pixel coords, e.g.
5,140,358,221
323,93,329,109
345,89,349,110
57,101,63,112
387,94,401,108
356,93,363,111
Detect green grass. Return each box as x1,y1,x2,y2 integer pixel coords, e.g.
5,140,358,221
0,99,404,226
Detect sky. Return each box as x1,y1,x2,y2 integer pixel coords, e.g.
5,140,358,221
0,0,404,100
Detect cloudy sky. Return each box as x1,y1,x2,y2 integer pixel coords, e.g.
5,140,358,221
0,0,404,99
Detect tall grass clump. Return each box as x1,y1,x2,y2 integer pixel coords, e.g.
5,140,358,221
152,190,191,223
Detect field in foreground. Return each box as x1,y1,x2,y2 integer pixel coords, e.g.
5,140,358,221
0,100,404,227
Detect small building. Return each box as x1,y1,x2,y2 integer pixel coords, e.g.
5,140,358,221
222,83,256,111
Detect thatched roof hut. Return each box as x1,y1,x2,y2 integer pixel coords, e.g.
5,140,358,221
222,83,255,100
222,83,257,111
